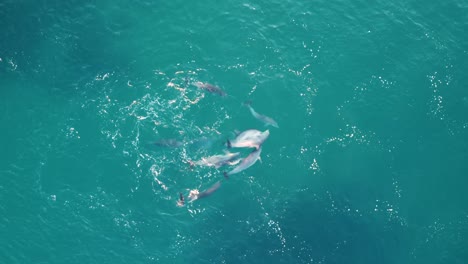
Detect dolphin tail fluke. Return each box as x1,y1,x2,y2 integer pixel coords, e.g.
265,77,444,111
223,172,229,179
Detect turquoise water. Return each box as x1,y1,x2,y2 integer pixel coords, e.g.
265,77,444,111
1,0,468,263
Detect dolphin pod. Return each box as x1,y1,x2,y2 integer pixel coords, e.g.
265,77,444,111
174,81,277,206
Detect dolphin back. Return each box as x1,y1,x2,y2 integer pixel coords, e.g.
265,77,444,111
197,181,222,199
224,147,262,177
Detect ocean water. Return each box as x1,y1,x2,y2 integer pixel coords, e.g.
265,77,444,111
1,0,468,263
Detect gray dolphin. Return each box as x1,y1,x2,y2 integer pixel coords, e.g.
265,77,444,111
149,138,183,148
227,129,269,149
188,136,218,150
188,181,222,202
189,152,241,169
244,101,279,128
224,147,262,178
194,81,227,97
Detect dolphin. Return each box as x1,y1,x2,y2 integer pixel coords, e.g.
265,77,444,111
188,181,222,202
194,81,227,97
224,147,262,178
187,135,219,151
244,101,279,128
189,152,241,169
150,138,183,148
227,129,269,149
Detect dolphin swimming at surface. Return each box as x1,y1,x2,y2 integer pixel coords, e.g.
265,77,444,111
189,151,241,169
224,147,262,178
188,181,222,202
193,81,227,97
244,101,279,128
227,129,269,150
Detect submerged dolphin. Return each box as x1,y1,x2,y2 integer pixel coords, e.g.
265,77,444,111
227,129,269,149
149,138,183,148
244,101,279,128
194,81,227,97
188,181,222,202
187,135,220,151
224,147,262,178
189,152,241,169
